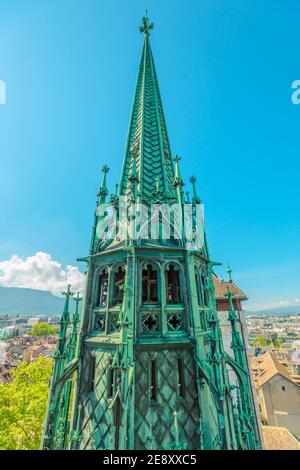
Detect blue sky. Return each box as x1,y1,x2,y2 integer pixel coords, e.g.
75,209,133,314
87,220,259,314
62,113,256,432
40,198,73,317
0,0,299,310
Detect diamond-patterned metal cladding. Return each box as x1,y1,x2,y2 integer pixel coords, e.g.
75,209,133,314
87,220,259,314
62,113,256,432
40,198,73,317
80,352,113,450
134,349,200,450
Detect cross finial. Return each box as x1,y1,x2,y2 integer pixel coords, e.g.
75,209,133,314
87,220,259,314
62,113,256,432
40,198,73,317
173,154,181,163
101,165,109,174
62,284,73,299
73,291,83,303
139,12,154,36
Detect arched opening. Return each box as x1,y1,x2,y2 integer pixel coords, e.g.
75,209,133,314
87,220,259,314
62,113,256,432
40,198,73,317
113,266,125,305
142,264,158,303
195,268,209,308
201,272,209,307
195,267,201,305
96,268,108,306
166,264,181,304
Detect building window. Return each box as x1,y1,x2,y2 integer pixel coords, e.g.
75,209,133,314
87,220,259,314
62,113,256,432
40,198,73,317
166,264,181,304
96,269,108,306
142,265,158,303
282,386,286,391
201,273,209,307
177,358,185,398
113,266,125,305
94,312,106,333
88,355,96,393
149,359,157,403
110,312,121,333
195,268,201,305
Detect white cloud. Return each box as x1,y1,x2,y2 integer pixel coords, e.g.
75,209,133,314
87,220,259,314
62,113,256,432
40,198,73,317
0,252,85,295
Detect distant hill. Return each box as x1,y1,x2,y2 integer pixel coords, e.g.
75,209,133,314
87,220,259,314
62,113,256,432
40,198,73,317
0,286,65,316
246,306,300,316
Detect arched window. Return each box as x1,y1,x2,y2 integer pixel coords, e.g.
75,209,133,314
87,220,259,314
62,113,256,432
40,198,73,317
113,266,125,305
201,272,209,307
96,268,108,306
166,264,181,304
142,264,158,303
195,267,209,308
195,267,201,305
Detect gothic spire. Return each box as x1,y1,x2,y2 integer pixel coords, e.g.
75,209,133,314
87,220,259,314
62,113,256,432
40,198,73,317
119,14,177,204
173,155,185,205
97,165,109,204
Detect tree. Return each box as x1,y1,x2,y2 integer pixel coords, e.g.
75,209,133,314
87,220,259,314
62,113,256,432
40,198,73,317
251,336,272,347
29,322,58,336
0,357,52,450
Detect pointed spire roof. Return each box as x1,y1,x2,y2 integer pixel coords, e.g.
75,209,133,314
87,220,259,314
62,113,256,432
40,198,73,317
119,14,177,203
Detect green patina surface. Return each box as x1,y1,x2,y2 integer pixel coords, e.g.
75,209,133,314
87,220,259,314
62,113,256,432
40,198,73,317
41,14,262,450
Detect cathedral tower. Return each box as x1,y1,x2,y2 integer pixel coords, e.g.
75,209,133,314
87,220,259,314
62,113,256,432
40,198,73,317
41,15,262,450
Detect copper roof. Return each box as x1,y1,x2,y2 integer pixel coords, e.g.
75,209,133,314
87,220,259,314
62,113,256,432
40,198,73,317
251,351,299,388
262,426,300,450
213,275,248,300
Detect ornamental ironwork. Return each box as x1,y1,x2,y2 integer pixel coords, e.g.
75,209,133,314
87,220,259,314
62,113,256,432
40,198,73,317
167,312,184,332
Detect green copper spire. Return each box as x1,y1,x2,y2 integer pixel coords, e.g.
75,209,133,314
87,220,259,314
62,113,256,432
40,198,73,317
120,15,177,203
42,15,262,452
173,155,185,205
66,292,82,361
226,286,239,323
227,263,233,283
98,165,109,203
190,175,201,204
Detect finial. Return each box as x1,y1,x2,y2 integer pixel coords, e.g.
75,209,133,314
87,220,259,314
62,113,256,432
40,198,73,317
62,284,73,299
226,285,238,322
73,292,83,303
98,165,109,199
173,154,181,163
227,264,233,283
190,176,201,204
151,177,164,202
102,165,109,174
139,12,154,36
173,155,184,185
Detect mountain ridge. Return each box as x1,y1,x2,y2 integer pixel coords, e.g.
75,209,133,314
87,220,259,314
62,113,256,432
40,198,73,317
0,286,65,315
246,305,300,316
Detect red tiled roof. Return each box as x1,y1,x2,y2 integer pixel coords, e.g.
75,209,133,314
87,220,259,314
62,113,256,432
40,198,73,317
213,275,248,300
262,426,300,450
251,351,299,388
